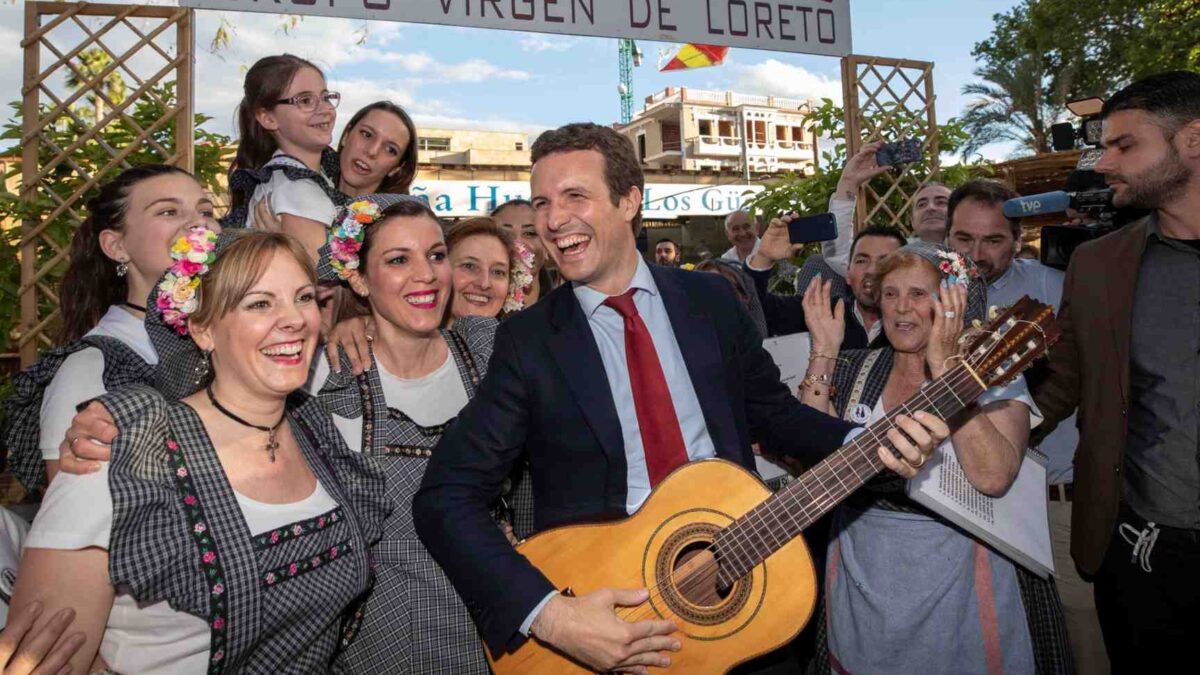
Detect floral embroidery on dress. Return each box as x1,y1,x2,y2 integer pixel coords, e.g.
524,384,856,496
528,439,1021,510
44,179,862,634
164,437,230,674
261,541,353,588
252,506,344,550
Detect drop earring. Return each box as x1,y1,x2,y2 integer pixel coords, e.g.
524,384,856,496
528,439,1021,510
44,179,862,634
195,349,211,385
116,261,129,277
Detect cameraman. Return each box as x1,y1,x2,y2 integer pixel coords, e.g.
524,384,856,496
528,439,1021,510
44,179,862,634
1032,70,1200,671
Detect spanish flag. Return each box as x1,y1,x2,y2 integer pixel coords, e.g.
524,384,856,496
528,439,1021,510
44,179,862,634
659,44,730,72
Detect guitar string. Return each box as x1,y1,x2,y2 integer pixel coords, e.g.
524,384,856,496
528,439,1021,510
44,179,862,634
613,312,1046,623
614,366,977,624
612,363,982,623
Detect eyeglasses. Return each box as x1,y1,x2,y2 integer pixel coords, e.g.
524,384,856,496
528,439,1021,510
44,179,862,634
276,91,341,112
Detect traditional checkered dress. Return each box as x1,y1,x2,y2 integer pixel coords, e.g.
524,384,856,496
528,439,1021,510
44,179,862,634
221,148,346,229
324,318,496,675
102,384,389,674
2,335,153,494
804,347,1074,675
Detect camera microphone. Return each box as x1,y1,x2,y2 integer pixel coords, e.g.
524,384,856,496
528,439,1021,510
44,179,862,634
1002,191,1074,218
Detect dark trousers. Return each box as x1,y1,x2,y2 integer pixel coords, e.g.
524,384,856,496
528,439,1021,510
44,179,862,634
1093,505,1200,674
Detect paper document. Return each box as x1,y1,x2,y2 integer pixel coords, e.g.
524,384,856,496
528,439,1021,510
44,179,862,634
756,333,812,481
907,446,1055,578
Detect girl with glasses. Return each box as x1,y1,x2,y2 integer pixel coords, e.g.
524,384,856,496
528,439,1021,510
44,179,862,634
224,54,345,263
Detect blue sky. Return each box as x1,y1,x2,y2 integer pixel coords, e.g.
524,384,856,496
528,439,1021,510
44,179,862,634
0,1,1025,160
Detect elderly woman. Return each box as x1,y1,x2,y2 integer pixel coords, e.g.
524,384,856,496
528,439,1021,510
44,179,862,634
799,242,1070,674
4,230,388,674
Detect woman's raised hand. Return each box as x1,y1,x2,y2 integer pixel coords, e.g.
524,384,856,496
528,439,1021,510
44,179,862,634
927,281,967,378
324,315,375,376
802,276,845,358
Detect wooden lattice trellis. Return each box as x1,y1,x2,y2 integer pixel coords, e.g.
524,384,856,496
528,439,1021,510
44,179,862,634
839,55,939,232
17,1,194,366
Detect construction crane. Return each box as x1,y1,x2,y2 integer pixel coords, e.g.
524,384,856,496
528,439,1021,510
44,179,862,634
618,39,643,124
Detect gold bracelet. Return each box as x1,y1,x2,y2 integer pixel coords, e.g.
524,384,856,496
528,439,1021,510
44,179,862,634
809,352,838,361
801,373,835,395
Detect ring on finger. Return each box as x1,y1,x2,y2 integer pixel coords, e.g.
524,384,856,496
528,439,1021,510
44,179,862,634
909,454,927,469
943,310,956,319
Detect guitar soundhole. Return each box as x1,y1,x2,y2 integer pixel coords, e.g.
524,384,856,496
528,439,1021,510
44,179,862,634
655,523,751,625
674,542,731,605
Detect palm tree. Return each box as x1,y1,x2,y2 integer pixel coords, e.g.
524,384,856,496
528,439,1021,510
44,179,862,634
959,54,1068,158
65,49,127,123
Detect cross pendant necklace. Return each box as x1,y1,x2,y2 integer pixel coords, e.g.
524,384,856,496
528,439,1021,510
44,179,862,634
206,385,287,462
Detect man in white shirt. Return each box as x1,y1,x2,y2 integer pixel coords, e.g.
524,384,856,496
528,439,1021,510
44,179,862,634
822,141,952,276
720,210,761,263
944,179,1106,674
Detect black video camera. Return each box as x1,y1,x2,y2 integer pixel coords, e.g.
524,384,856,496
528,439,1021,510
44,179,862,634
1050,98,1105,152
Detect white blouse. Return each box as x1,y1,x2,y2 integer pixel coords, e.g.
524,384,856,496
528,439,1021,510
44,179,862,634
307,348,469,453
39,305,156,461
26,464,338,675
246,152,338,230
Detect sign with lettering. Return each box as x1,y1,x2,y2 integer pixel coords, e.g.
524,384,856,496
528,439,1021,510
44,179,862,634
179,0,852,56
411,179,763,218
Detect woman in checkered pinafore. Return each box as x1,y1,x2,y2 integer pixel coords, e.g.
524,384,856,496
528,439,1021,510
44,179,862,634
5,231,390,674
312,195,495,674
800,243,1072,675
2,166,219,496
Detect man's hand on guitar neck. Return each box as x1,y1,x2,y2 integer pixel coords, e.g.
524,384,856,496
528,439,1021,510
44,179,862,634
529,588,680,674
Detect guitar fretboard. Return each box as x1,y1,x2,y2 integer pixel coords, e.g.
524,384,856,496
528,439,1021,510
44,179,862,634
714,362,985,587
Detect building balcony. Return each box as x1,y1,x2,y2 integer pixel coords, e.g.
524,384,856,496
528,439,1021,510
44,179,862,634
688,136,742,157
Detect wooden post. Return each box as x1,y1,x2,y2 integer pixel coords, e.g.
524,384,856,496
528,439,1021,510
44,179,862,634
175,8,194,171
924,62,940,179
840,56,863,232
19,1,41,366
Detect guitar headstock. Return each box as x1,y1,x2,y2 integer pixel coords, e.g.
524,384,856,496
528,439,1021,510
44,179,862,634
964,296,1061,387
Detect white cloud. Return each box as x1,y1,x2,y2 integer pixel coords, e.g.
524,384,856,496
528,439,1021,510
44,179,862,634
436,59,532,83
0,5,540,151
519,35,575,53
732,59,843,104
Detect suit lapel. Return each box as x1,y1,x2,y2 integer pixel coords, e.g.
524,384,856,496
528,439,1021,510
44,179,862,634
1104,218,1150,403
652,267,741,460
545,288,627,468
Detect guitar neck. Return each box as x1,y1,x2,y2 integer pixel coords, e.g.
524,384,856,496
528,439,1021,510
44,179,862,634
715,362,986,586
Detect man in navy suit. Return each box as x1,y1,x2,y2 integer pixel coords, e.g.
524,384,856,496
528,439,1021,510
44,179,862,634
414,123,949,674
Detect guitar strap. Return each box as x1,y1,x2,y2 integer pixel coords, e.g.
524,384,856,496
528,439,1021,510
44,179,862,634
843,350,883,423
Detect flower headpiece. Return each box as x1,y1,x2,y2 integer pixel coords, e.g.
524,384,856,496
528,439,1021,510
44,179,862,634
503,241,536,313
156,226,219,335
328,199,381,280
935,249,978,287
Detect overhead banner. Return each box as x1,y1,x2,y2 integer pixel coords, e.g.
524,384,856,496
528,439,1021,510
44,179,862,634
411,180,764,218
178,0,852,56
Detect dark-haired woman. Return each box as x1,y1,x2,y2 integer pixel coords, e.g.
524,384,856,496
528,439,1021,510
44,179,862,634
311,196,494,674
1,165,219,491
337,101,419,198
228,54,342,262
491,199,557,306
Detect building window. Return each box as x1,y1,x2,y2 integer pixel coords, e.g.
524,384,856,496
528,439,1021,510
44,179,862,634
419,137,451,151
791,126,805,142
515,141,525,151
718,120,734,138
637,134,647,163
698,119,713,137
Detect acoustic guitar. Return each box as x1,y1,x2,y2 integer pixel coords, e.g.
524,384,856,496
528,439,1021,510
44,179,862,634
488,296,1060,675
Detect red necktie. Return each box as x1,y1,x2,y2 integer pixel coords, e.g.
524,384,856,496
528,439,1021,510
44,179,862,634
603,290,689,486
